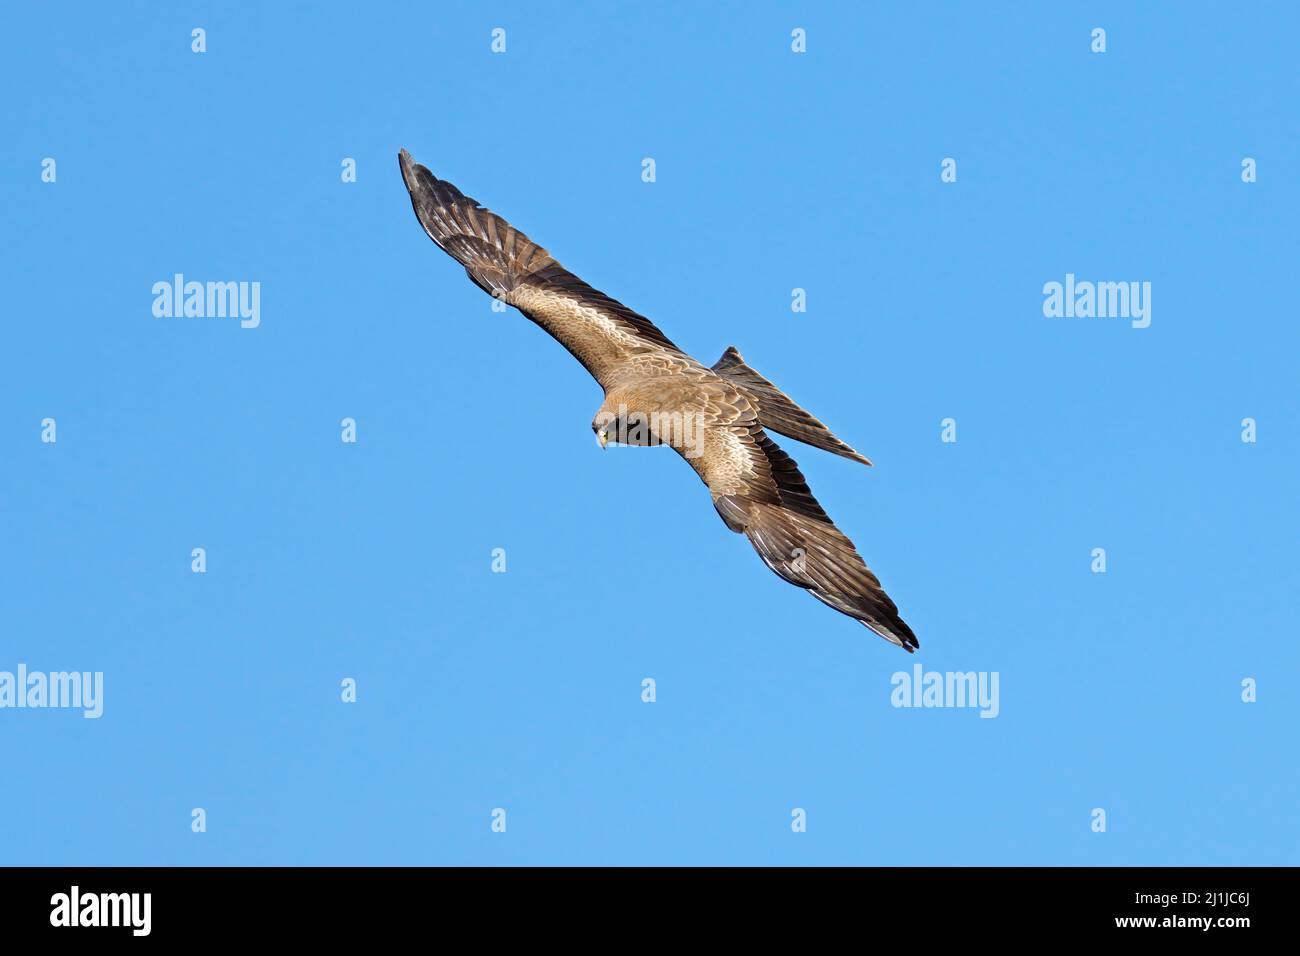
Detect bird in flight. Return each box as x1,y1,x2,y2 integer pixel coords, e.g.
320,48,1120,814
398,149,918,651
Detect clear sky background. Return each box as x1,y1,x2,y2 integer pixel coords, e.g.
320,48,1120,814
2,1,1296,866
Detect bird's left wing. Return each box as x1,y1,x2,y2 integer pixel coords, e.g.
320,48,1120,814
399,149,687,387
681,392,918,651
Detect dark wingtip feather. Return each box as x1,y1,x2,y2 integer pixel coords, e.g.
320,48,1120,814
864,618,919,652
397,148,417,185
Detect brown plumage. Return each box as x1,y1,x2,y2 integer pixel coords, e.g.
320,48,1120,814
398,149,918,651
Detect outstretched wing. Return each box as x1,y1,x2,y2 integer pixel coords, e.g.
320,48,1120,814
685,401,917,651
398,149,686,387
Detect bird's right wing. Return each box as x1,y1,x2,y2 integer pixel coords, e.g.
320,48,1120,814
399,149,688,387
683,400,918,651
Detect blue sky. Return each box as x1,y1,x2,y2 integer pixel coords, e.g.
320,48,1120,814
2,1,1296,865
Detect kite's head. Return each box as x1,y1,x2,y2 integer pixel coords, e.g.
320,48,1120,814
592,413,619,449
592,399,700,454
592,405,644,450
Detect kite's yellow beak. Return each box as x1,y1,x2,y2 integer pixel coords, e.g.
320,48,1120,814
597,430,608,449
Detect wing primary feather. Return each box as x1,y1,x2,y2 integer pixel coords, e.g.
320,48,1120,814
399,149,685,386
693,421,917,651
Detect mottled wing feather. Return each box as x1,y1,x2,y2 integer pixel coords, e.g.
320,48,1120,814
686,409,918,652
399,150,684,385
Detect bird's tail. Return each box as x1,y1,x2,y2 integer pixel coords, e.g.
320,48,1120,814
712,346,872,466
